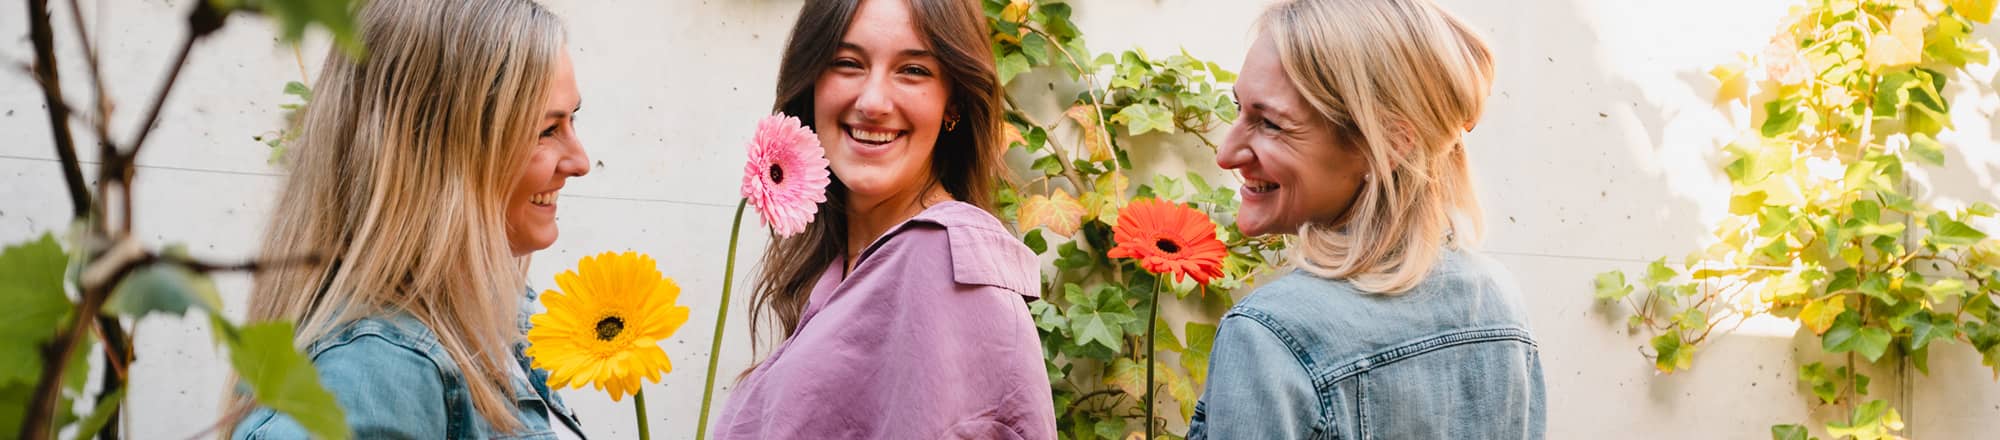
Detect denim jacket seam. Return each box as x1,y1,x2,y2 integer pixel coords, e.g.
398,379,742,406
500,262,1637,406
1317,326,1536,385
1222,307,1335,437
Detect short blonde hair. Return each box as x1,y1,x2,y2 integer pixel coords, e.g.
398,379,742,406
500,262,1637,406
1260,0,1495,294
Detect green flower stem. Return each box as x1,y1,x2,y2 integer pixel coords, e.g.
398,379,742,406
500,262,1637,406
1145,279,1161,439
695,198,748,440
634,389,651,440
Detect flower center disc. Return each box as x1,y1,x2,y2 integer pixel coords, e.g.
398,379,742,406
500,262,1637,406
594,316,626,341
1156,239,1181,253
769,164,785,184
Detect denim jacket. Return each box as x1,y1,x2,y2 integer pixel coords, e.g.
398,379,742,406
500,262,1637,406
233,289,586,439
1188,250,1545,440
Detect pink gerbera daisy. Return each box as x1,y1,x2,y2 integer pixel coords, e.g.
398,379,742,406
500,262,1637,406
741,113,831,236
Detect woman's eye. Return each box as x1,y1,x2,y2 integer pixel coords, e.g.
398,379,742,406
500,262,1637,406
540,125,558,138
832,58,863,69
900,65,934,76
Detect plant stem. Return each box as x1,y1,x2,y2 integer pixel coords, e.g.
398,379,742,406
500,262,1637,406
25,0,89,217
634,389,651,440
694,199,748,440
1145,280,1160,439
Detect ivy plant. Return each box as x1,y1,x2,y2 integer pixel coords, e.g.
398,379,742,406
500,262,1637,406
1594,1,2000,439
985,1,1284,438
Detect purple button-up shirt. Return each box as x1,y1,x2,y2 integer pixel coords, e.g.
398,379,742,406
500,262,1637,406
713,201,1056,439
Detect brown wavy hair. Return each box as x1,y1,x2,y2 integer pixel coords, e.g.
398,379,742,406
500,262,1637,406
747,0,1006,356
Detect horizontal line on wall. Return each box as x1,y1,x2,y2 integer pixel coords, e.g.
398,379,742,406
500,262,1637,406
0,153,282,178
1,153,738,209
1483,250,1657,265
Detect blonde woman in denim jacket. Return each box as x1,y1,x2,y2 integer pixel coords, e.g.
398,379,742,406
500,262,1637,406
1189,0,1545,438
223,0,591,438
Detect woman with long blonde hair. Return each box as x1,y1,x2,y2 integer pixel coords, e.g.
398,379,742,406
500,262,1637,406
226,0,590,437
1190,0,1543,438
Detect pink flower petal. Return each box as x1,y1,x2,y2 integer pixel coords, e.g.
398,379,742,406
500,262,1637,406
741,113,831,237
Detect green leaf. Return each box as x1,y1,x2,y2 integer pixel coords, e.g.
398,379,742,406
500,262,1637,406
1801,362,1839,405
1028,299,1068,334
226,320,350,440
1032,154,1065,177
1651,332,1693,373
1907,133,1945,166
282,81,311,100
1770,424,1810,440
1182,322,1216,384
1112,103,1177,135
1822,311,1893,361
998,52,1032,85
1642,258,1678,287
1023,229,1048,255
217,0,364,56
1761,97,1805,137
1926,213,1988,248
1055,241,1093,270
108,259,224,319
1904,311,1955,352
1923,279,1967,302
68,388,125,440
1019,31,1050,66
1102,358,1147,399
1594,271,1634,300
0,233,72,386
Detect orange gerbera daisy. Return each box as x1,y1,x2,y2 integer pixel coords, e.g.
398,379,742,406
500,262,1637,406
1106,198,1228,285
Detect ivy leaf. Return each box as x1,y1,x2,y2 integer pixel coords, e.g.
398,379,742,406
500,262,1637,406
1181,322,1216,384
216,0,364,56
1028,299,1067,334
0,233,73,386
1019,31,1050,66
1158,360,1199,424
1103,358,1147,399
998,52,1031,85
108,256,224,319
1865,11,1928,68
1800,363,1839,405
1907,133,1945,166
1923,279,1967,302
1711,63,1750,106
1822,311,1892,362
1054,241,1094,270
1826,399,1904,440
1651,332,1694,373
1021,190,1087,238
68,388,126,440
1065,285,1135,353
1031,154,1065,177
1926,213,1987,248
225,320,350,440
1022,229,1048,255
1642,258,1677,287
1112,103,1177,136
1770,424,1810,440
1065,105,1114,161
1799,296,1847,335
1904,311,1955,352
1593,271,1634,300
1761,97,1805,138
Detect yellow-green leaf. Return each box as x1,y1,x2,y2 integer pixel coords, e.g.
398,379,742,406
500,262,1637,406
1865,11,1928,68
1103,358,1147,399
1066,105,1114,161
226,320,350,440
0,233,72,386
1800,296,1847,335
1020,190,1087,237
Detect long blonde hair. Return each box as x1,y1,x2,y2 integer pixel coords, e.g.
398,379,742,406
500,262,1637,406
1261,0,1495,294
228,0,563,432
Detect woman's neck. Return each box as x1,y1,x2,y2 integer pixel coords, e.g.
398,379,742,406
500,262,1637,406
843,184,953,272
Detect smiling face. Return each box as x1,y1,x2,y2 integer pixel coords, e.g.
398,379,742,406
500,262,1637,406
505,50,589,256
814,0,952,206
1216,33,1372,237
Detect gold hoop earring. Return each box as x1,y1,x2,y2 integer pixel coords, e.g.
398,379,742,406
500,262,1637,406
944,114,960,132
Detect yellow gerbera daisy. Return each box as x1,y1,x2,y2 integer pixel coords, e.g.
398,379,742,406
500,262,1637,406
526,251,691,402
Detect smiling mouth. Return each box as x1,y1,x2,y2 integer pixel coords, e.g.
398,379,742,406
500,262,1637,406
1244,180,1279,195
846,125,904,145
530,190,560,207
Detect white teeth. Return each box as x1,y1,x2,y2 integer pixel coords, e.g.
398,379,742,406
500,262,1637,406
1245,181,1279,194
531,191,558,206
850,127,898,143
